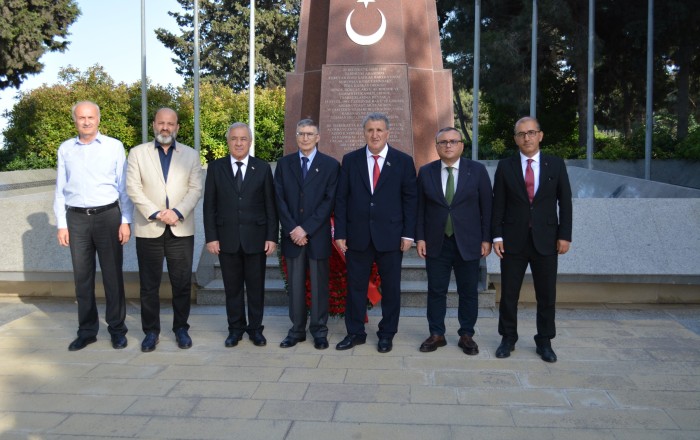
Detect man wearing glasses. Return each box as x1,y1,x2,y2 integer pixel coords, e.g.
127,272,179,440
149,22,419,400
492,116,572,363
274,119,340,350
415,127,493,355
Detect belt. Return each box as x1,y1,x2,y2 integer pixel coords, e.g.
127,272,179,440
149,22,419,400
66,201,119,215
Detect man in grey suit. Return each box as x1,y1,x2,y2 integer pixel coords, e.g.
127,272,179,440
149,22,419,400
492,116,572,363
127,108,202,352
203,122,278,348
416,127,492,354
274,119,340,350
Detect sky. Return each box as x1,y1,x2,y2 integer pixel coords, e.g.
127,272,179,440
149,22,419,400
0,0,186,144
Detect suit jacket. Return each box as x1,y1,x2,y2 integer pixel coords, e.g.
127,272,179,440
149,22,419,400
126,141,202,238
274,150,340,259
416,157,492,261
203,155,278,254
334,145,417,252
491,153,572,256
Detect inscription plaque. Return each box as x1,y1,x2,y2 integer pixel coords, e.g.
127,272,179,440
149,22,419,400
319,64,412,158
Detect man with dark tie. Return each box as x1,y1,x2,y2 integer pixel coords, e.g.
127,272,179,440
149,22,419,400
274,119,340,350
416,127,492,354
334,112,417,353
492,116,573,363
54,100,133,351
127,108,202,352
203,122,278,348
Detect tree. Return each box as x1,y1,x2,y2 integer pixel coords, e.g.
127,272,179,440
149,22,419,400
155,0,300,91
0,0,80,90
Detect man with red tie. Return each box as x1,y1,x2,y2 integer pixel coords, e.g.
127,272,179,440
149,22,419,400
492,116,572,363
334,112,417,353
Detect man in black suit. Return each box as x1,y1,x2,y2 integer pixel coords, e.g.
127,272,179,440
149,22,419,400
416,127,492,355
274,119,340,350
334,112,417,353
203,122,278,347
492,116,572,363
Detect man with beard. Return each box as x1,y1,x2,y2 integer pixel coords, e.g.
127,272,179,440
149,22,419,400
127,107,203,352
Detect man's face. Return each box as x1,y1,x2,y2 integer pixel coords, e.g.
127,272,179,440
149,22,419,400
153,109,179,146
73,103,100,140
296,125,319,155
227,127,252,160
514,119,543,158
364,119,389,155
435,130,464,165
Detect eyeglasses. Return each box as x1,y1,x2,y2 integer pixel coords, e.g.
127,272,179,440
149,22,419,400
296,132,318,138
515,130,541,139
436,140,462,147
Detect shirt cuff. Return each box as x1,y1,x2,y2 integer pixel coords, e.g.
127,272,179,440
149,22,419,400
173,208,183,220
149,211,160,220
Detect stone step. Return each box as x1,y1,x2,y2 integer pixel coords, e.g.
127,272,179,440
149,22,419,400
196,278,495,308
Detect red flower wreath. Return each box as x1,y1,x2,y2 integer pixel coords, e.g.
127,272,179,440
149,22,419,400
279,217,381,317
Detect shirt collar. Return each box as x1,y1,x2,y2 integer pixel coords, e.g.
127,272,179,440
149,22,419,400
441,159,460,171
299,147,317,163
75,132,103,146
155,139,177,150
230,155,249,166
366,144,388,159
520,151,541,163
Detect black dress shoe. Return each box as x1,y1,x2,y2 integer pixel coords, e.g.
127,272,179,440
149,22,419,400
225,332,243,347
111,334,128,349
458,335,479,356
141,332,159,352
280,335,305,348
313,337,329,350
249,332,267,347
68,336,97,351
536,346,558,363
377,338,393,353
419,335,447,352
495,340,515,358
175,328,192,349
335,334,366,350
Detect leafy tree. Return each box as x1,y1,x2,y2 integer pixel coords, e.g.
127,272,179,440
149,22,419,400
155,0,300,91
0,0,80,90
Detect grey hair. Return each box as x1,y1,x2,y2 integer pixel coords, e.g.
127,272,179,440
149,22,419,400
362,112,390,130
435,127,462,142
514,116,541,134
296,118,318,131
71,101,100,122
226,122,253,139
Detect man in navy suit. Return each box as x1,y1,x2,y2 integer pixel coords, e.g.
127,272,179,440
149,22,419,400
274,119,340,350
416,127,493,354
334,112,417,353
492,116,572,363
203,122,278,348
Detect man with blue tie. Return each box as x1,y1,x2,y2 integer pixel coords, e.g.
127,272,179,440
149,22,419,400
274,119,340,350
416,127,492,354
334,112,417,353
492,116,572,363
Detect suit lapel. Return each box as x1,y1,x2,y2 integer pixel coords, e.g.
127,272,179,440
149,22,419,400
453,157,470,203
147,143,167,186
242,157,257,192
223,157,238,191
289,154,304,186
429,161,447,205
303,154,322,186
509,155,529,201
374,146,395,193
534,154,550,201
358,147,372,194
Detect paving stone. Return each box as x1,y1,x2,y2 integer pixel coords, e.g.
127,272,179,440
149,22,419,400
279,367,347,383
50,414,150,437
0,411,68,434
252,382,309,400
305,383,410,403
435,371,521,388
409,385,458,404
0,392,136,414
457,388,570,407
258,400,335,421
156,365,283,382
609,390,700,409
287,421,453,440
666,409,700,430
168,380,259,399
138,417,290,439
334,402,513,426
521,372,638,390
36,377,178,396
511,407,678,429
564,390,617,408
191,397,264,419
123,396,199,417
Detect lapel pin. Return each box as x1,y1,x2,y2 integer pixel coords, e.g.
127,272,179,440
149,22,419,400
315,168,319,172
386,161,391,166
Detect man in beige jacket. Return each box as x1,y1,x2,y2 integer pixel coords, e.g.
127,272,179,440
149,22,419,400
127,108,202,352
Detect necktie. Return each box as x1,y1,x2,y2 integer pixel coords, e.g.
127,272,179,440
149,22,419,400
445,166,455,237
235,161,243,191
525,158,535,203
372,155,380,191
301,156,309,180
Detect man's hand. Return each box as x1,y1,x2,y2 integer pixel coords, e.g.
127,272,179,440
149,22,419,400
493,241,505,259
264,241,277,256
57,228,70,246
335,239,347,253
481,241,492,257
400,238,413,252
118,224,131,245
289,226,307,246
206,240,220,255
416,240,427,259
157,209,180,226
557,239,571,255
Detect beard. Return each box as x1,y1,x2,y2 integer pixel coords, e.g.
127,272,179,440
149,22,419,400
155,132,176,145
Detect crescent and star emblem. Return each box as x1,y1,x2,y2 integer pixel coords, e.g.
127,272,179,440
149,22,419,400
346,0,387,46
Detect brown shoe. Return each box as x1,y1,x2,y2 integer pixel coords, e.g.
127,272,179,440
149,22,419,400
458,335,479,355
419,335,447,352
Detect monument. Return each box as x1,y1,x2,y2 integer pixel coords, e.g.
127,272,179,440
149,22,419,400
285,0,454,168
